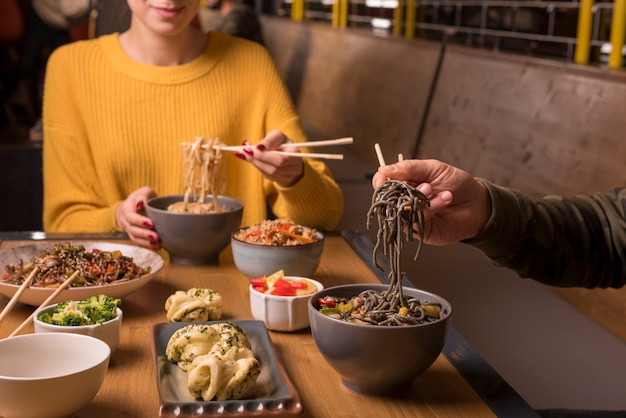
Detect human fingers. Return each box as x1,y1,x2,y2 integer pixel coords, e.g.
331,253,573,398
125,217,160,250
255,129,291,151
115,187,160,250
236,133,304,186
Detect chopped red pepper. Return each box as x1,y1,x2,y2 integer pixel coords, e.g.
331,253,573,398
272,278,292,289
318,297,336,307
270,286,297,296
250,277,268,293
290,281,308,289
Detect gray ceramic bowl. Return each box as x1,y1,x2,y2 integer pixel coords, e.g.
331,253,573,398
146,195,243,265
308,283,452,396
231,228,324,278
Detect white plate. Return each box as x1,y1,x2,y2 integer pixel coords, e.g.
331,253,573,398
0,241,164,306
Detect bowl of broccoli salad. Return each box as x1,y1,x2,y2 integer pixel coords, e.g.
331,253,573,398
34,295,123,353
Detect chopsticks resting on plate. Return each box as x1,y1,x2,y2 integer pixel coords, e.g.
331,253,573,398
215,137,354,160
0,267,39,326
8,271,79,338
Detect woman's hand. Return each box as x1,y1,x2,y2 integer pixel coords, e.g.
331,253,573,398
115,186,160,250
372,159,491,245
234,129,304,187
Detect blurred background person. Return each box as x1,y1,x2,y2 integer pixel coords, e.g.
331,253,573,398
197,0,264,45
1,0,92,139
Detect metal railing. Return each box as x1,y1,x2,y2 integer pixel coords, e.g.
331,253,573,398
269,0,625,68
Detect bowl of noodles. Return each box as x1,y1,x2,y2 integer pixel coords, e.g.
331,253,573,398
0,242,164,307
146,194,243,265
305,175,452,395
308,283,452,396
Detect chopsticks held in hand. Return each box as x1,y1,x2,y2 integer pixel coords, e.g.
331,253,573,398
216,137,354,160
375,142,404,166
8,271,80,338
0,267,39,326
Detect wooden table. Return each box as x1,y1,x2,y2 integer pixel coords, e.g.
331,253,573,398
0,231,538,417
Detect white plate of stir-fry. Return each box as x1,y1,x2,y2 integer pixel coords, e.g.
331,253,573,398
0,242,164,306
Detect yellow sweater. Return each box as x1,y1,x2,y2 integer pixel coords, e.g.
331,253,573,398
42,33,343,232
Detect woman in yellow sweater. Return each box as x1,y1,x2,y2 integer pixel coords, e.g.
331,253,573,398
42,0,343,250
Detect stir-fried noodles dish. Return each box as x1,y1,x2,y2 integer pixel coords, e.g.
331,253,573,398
316,179,448,326
1,243,152,288
167,136,226,214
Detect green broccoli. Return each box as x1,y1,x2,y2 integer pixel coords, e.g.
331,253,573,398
38,294,121,326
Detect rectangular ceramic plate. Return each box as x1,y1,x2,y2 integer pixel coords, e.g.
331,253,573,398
152,320,303,417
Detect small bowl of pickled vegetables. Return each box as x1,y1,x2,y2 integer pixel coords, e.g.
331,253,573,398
249,270,323,332
232,219,324,279
34,294,123,353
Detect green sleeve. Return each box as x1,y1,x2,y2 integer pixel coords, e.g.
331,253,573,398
465,179,626,289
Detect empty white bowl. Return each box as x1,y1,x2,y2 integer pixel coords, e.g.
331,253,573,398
34,303,123,353
0,333,110,418
249,276,323,331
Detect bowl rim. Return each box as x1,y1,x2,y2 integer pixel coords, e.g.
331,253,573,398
33,303,123,329
146,194,243,214
0,333,111,380
249,276,324,300
231,227,325,247
308,283,453,328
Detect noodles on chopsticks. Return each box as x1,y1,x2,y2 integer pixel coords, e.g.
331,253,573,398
317,153,447,326
168,136,225,214
354,180,437,325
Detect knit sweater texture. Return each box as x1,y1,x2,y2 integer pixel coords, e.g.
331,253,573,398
42,32,343,233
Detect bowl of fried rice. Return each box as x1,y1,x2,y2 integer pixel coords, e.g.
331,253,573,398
231,219,324,279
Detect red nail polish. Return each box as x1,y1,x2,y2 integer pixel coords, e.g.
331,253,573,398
136,201,145,211
243,147,253,156
149,234,158,242
234,152,246,160
144,221,153,228
256,144,266,151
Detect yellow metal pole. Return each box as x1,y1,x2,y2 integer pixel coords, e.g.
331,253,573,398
393,0,404,36
332,0,340,27
339,0,348,28
609,0,626,69
405,0,416,38
291,0,305,21
574,0,594,64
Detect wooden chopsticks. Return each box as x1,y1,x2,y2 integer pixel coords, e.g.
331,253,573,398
7,270,80,338
375,143,404,166
215,137,354,160
0,267,39,325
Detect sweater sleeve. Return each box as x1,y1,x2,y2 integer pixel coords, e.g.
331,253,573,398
42,44,120,233
465,179,626,289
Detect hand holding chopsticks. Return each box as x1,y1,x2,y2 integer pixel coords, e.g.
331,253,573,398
214,137,353,160
7,271,80,338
